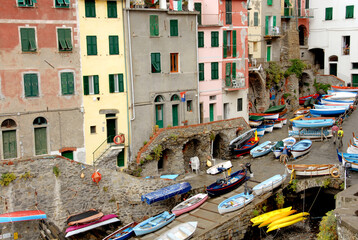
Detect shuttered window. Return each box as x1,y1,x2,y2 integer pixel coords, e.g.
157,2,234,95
18,0,36,7
198,32,204,47
58,28,72,51
109,36,119,55
211,62,218,80
24,73,39,97
151,53,161,73
325,8,333,20
223,30,227,58
346,5,354,19
267,0,272,6
107,1,117,18
211,31,219,47
254,12,258,26
232,62,236,79
61,72,74,95
232,30,236,57
170,53,178,73
226,0,232,24
86,36,97,55
55,0,70,8
85,0,96,17
20,28,37,52
194,3,202,25
170,20,178,36
237,98,243,112
83,75,99,95
199,63,204,81
265,16,269,35
150,15,159,37
225,63,231,86
109,74,124,93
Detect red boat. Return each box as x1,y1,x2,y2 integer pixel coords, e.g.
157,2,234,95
231,137,260,157
331,86,358,92
0,210,46,223
299,94,319,105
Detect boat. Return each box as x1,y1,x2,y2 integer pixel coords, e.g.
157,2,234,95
229,129,256,151
324,92,357,100
0,210,47,224
254,127,265,137
141,182,192,205
336,149,358,163
331,85,358,92
249,113,279,120
347,144,358,154
294,107,311,115
258,210,297,228
320,99,354,104
231,137,259,156
289,115,305,122
282,118,287,125
171,193,208,216
250,141,277,158
273,119,283,129
267,212,310,229
206,169,249,197
290,139,312,159
341,156,358,171
218,192,254,214
102,221,138,240
67,209,103,226
250,207,292,226
155,221,198,240
314,104,350,110
309,108,346,116
133,211,175,236
285,164,338,176
262,124,274,133
267,217,307,233
66,215,120,238
353,133,358,145
299,94,319,105
252,174,287,196
207,161,232,175
289,129,332,139
249,120,262,127
292,119,334,128
264,105,286,113
272,137,296,159
278,107,288,117
249,115,265,121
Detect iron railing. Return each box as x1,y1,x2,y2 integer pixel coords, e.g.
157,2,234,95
92,134,124,166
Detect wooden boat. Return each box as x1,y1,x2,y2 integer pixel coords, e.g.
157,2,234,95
282,118,287,125
102,221,138,240
250,207,292,226
206,169,248,197
262,124,274,133
273,119,283,129
272,137,296,159
314,104,350,110
249,113,279,120
289,115,305,122
278,107,288,117
229,129,256,151
249,120,262,127
331,85,358,92
285,164,338,176
252,174,287,196
353,133,358,145
207,161,232,175
231,137,259,156
67,209,103,226
0,210,46,224
341,156,358,171
320,99,354,104
336,149,358,163
218,192,254,214
299,94,319,105
264,105,286,113
292,119,334,128
309,108,346,116
268,212,310,229
250,141,277,158
347,144,358,154
294,107,311,115
133,211,175,236
249,115,265,121
66,215,120,238
141,182,192,205
290,140,312,159
253,127,265,137
155,221,198,240
171,193,208,216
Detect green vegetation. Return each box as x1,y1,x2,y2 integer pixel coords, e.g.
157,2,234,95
339,183,344,190
19,171,34,180
265,62,284,88
145,155,153,161
103,186,108,192
170,134,178,141
143,141,148,146
285,59,307,79
0,173,17,186
317,210,337,240
210,132,215,141
283,93,291,99
109,196,116,203
313,79,331,93
53,166,60,177
153,145,163,161
275,192,285,208
262,205,267,212
322,178,331,188
252,209,260,217
288,179,298,192
133,167,142,177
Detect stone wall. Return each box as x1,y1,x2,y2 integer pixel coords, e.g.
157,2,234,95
315,74,346,87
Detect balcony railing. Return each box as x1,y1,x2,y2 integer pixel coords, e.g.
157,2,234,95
224,77,246,89
282,7,314,18
298,8,314,18
265,26,281,37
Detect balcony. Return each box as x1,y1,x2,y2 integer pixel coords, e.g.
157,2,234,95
224,77,246,91
264,26,281,39
282,7,294,18
282,7,314,18
298,8,314,18
129,0,192,11
198,13,222,27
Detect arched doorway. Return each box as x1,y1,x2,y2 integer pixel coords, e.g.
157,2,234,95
33,117,48,155
329,55,338,76
182,139,201,173
212,134,224,159
298,25,307,46
154,95,165,128
158,148,175,173
1,119,17,159
171,94,180,126
309,48,324,70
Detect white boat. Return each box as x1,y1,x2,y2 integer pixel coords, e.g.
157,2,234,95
341,156,358,171
155,222,198,240
272,137,296,159
65,217,120,238
249,120,262,127
273,121,283,129
282,118,287,125
206,161,232,175
347,144,358,154
327,92,357,100
250,141,277,158
286,164,338,176
253,128,265,137
263,125,273,133
252,174,287,195
217,192,254,214
314,104,350,110
290,140,312,159
172,193,208,216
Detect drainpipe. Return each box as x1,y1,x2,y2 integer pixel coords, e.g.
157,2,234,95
196,14,200,123
127,12,135,123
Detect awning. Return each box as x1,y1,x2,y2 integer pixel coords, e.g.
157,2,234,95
141,182,192,204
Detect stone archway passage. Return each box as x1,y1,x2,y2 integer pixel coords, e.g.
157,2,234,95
182,139,201,173
158,148,175,173
213,134,224,159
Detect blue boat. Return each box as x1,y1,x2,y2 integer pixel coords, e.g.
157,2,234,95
309,108,346,116
250,141,277,158
336,149,358,163
218,192,254,214
292,119,334,128
103,222,138,240
320,98,354,104
141,182,191,205
252,174,287,195
290,139,312,159
314,104,350,110
133,211,175,236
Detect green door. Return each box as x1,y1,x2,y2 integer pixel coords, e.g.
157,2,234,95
61,151,73,160
106,118,116,143
172,105,178,126
117,150,125,167
267,46,271,62
35,127,47,155
2,130,17,159
352,74,358,87
210,104,214,122
156,104,163,128
330,64,337,76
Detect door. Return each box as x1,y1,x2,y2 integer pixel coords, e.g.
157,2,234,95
117,150,125,167
156,104,163,128
210,104,214,122
35,127,47,155
2,130,17,159
106,118,116,143
330,63,337,76
267,46,271,62
61,151,73,160
352,74,358,87
172,105,178,126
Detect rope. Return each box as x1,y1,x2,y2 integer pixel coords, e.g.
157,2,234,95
307,185,323,213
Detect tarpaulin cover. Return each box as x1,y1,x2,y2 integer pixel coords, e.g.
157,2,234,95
141,182,192,204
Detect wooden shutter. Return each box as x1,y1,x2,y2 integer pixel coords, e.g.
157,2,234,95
118,74,124,92
35,127,47,155
225,63,231,86
273,16,276,27
223,31,227,58
109,74,115,93
58,29,66,50
170,20,178,36
83,76,89,95
93,75,99,94
65,29,72,49
67,72,74,94
211,32,218,47
20,28,29,52
150,15,159,36
194,3,201,25
198,32,204,47
87,36,97,55
117,150,125,167
346,6,354,18
24,74,31,97
61,73,68,95
232,62,236,79
107,1,117,18
3,130,17,159
109,36,118,55
267,0,272,6
29,74,38,97
232,30,237,57
265,16,269,35
28,28,36,51
254,12,258,26
305,0,309,9
199,63,204,81
211,62,218,79
226,0,232,24
85,0,96,17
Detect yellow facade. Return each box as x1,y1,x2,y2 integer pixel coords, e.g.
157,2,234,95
79,0,129,165
248,0,263,60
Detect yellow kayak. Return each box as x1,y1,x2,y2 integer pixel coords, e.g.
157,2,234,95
259,210,297,228
289,115,304,122
250,207,292,225
267,217,306,232
268,212,310,228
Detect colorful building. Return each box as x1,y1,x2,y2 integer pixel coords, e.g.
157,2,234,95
0,0,85,161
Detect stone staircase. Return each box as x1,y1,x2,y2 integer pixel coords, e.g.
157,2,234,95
93,143,124,168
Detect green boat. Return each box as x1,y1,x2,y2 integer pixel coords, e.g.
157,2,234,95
249,115,265,121
264,105,286,114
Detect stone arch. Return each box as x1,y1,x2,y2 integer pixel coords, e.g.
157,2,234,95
171,94,180,101
182,139,202,173
1,119,17,129
299,72,312,96
212,134,225,159
248,72,267,113
298,25,307,46
158,148,175,173
329,55,338,62
309,48,324,70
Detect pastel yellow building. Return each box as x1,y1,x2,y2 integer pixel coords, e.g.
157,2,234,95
79,0,129,166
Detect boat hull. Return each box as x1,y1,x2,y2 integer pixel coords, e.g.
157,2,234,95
133,211,175,236
292,119,334,128
155,222,198,240
172,194,208,216
250,141,277,158
218,193,254,214
0,210,47,224
252,174,287,195
207,161,232,175
102,222,138,240
206,170,249,197
286,164,337,176
231,137,259,155
309,108,346,116
66,217,120,238
290,140,312,159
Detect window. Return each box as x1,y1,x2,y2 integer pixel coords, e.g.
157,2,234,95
83,75,99,95
352,74,358,87
171,94,180,101
57,29,72,52
24,73,39,97
109,74,124,93
20,28,37,52
18,0,36,7
209,95,216,101
352,63,358,69
85,0,96,17
199,63,204,81
211,31,219,47
223,30,236,57
253,42,258,52
109,36,119,55
194,3,202,25
325,8,333,20
237,98,243,112
267,0,272,6
150,15,159,37
225,63,231,86
346,5,354,19
61,72,74,95
86,36,97,55
33,117,47,155
2,119,17,159
55,0,70,8
170,20,178,36
247,12,250,26
305,0,309,9
198,32,204,47
254,12,258,26
343,36,350,55
187,100,192,111
107,1,117,18
232,62,236,79
226,0,232,24
151,53,161,73
211,62,218,79
170,53,178,73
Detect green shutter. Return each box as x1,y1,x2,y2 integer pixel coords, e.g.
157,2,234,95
109,36,119,55
87,36,97,55
326,8,332,20
346,6,354,19
93,75,99,94
109,74,115,93
20,28,29,52
211,32,218,47
226,0,232,24
107,1,117,18
211,62,218,79
30,74,38,97
58,29,72,51
273,16,276,27
232,62,236,79
352,74,358,87
199,63,204,81
118,74,124,92
35,127,47,155
223,31,227,58
194,3,201,25
83,76,89,95
151,53,161,73
150,15,159,36
247,12,250,26
117,150,125,167
254,12,258,26
2,130,17,159
24,74,31,97
198,32,204,47
232,30,237,57
85,0,96,17
265,16,269,35
64,29,72,49
170,20,178,36
61,73,68,95
267,0,272,6
28,28,36,51
225,63,231,86
67,72,74,94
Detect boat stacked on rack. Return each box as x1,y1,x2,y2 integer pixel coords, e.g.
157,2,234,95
299,94,319,105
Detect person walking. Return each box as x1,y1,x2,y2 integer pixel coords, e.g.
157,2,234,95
332,124,339,144
338,127,344,148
